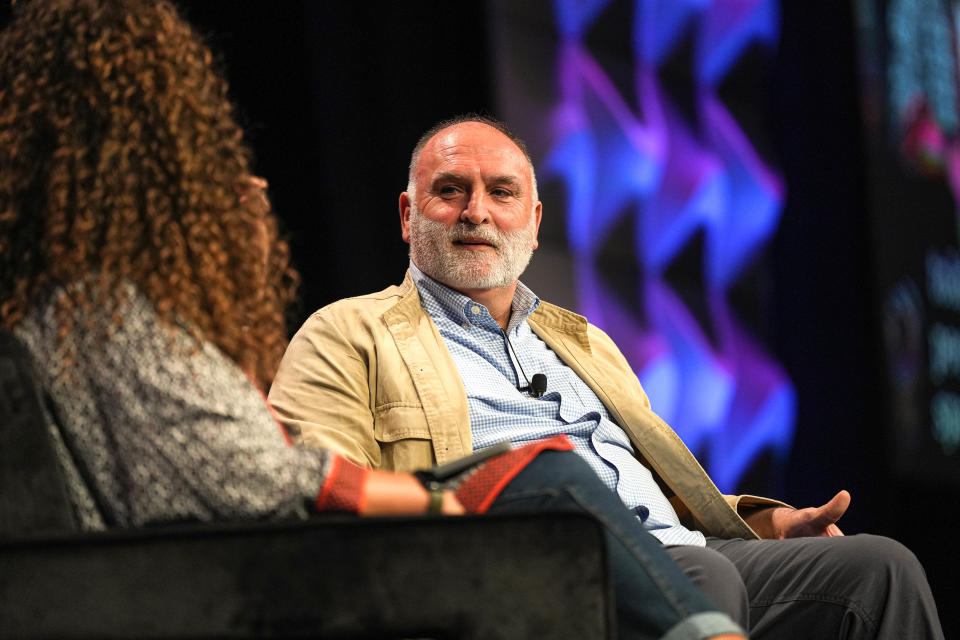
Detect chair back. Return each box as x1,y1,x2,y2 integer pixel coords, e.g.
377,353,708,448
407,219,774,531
0,329,77,536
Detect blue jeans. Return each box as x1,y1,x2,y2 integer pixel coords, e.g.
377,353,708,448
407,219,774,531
486,450,743,640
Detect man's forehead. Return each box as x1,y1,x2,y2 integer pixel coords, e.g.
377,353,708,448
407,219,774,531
416,122,533,182
418,122,529,176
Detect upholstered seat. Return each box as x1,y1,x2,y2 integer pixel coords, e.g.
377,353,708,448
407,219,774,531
0,330,613,639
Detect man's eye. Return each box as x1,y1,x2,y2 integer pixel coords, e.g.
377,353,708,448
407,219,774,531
439,185,461,195
491,188,512,197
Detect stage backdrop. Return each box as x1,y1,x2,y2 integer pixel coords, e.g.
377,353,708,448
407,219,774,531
491,0,792,495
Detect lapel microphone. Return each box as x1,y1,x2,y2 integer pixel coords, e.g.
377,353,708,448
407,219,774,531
519,373,548,398
504,332,547,398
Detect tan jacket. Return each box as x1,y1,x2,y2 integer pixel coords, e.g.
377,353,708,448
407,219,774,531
269,272,785,539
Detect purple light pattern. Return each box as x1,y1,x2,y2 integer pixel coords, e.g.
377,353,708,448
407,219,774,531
547,0,795,491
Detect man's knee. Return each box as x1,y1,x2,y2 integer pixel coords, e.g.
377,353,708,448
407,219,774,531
667,545,749,628
827,534,928,592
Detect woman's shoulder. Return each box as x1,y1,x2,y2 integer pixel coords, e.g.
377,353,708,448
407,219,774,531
14,280,253,399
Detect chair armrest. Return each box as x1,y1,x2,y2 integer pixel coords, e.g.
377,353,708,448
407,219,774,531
0,512,613,639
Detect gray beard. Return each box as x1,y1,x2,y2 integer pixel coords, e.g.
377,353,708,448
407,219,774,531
409,211,536,290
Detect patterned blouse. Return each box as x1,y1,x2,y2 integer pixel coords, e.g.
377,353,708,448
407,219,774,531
14,285,362,530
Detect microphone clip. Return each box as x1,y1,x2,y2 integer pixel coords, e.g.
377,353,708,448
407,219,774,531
517,373,547,398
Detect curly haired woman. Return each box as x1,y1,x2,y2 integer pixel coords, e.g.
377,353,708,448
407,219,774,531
0,0,465,526
0,2,746,637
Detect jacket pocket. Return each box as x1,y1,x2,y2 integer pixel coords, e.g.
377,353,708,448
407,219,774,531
373,402,433,471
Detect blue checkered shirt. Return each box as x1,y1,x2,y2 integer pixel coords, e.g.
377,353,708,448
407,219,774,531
410,264,705,546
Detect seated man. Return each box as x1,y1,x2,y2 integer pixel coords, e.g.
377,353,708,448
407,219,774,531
269,114,944,639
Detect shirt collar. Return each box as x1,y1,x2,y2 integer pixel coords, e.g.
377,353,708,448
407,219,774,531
409,261,540,333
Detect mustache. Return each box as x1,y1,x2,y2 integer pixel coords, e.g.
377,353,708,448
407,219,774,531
447,223,501,248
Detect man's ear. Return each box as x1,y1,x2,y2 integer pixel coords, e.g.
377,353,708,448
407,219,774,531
532,201,543,250
399,192,412,243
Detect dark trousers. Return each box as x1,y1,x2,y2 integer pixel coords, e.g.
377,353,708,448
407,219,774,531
487,450,743,640
666,534,944,639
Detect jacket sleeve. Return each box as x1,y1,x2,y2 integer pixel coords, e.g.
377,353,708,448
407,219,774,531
268,307,383,468
316,455,369,512
723,494,793,514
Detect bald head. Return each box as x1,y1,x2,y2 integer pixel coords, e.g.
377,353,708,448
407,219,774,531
406,115,539,205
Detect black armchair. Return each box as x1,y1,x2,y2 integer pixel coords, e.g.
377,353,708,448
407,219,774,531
0,330,614,639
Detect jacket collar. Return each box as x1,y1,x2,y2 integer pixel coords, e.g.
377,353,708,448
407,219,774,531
381,270,425,326
530,302,592,354
388,269,592,344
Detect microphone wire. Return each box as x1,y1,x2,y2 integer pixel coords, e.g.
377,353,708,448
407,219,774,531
503,330,542,396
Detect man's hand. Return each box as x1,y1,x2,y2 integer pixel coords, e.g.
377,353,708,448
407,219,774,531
741,490,850,539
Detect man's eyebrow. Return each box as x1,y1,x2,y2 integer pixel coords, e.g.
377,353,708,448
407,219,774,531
489,174,522,188
430,171,468,186
429,172,525,195
486,174,525,196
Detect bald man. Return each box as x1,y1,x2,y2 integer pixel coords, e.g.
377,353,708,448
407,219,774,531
270,115,942,639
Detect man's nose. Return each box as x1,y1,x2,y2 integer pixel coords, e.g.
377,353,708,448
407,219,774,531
460,190,490,225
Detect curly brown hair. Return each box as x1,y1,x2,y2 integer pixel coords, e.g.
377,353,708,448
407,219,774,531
0,0,298,390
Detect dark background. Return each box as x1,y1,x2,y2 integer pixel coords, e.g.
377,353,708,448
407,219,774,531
3,1,956,635
178,2,494,318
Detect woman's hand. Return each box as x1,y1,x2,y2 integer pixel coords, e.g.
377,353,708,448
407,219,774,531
360,469,465,516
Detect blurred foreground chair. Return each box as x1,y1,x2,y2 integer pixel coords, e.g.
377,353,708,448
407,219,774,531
0,330,613,639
